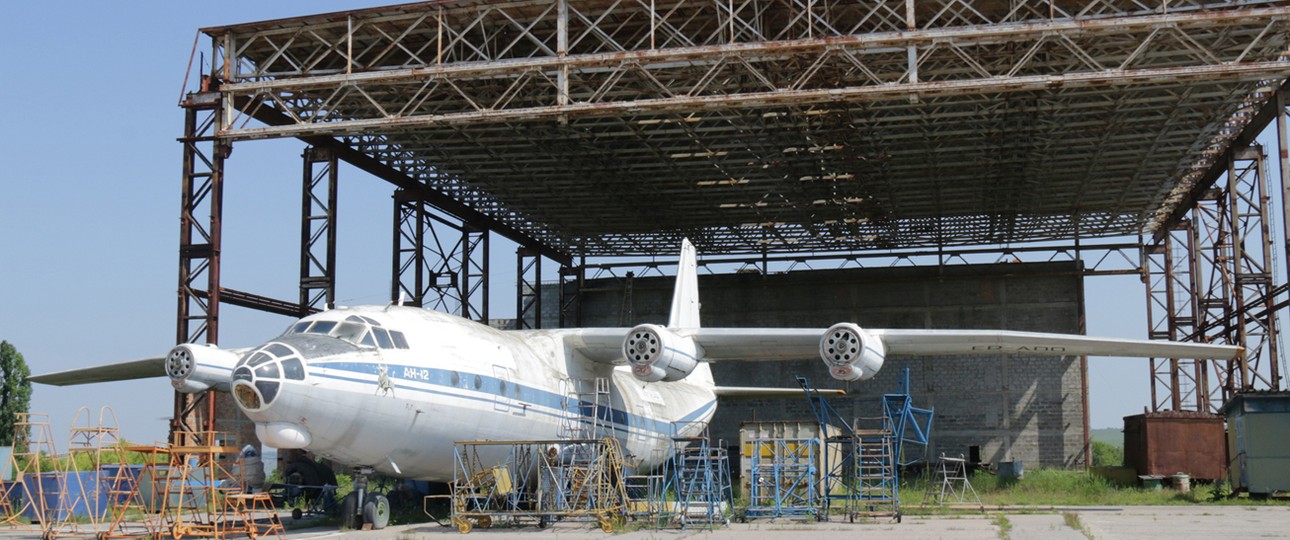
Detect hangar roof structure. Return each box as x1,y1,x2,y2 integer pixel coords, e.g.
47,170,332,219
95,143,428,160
201,0,1290,257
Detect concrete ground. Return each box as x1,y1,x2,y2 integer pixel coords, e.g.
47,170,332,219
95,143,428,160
3,506,1286,540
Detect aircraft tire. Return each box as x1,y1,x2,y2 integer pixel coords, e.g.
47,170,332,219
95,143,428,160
363,494,391,530
340,492,359,530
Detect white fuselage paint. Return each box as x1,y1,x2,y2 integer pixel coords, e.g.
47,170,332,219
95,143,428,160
239,305,716,481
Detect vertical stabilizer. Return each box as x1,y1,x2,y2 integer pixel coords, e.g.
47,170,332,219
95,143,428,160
668,238,701,328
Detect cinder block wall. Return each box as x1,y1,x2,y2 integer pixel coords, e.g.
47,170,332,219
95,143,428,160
550,261,1087,468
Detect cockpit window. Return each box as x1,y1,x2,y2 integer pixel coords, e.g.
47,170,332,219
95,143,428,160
310,320,337,334
373,328,393,349
247,353,272,367
291,321,312,334
255,363,280,379
282,358,305,380
391,331,409,349
333,322,366,343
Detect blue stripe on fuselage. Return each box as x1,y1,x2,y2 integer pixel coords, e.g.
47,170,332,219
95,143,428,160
307,361,714,439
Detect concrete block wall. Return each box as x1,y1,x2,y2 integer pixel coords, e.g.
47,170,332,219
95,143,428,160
548,261,1087,468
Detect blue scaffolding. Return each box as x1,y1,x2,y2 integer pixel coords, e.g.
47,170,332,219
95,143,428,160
742,436,820,520
660,428,732,528
796,369,933,522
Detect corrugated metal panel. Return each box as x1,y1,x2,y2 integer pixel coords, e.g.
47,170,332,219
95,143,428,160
1222,392,1290,494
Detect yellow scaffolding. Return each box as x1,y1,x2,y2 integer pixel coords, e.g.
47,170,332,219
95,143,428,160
449,438,627,533
3,413,58,532
100,444,168,540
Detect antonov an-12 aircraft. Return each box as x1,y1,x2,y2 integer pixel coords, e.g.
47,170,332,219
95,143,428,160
34,239,1239,527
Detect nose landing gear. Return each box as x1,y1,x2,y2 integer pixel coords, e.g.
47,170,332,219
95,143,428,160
341,467,391,530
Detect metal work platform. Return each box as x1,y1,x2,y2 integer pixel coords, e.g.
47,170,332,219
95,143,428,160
195,0,1290,256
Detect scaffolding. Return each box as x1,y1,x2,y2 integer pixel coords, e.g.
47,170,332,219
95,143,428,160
560,377,610,441
45,407,122,538
2,413,58,531
657,427,732,528
100,444,169,540
162,431,283,540
448,438,627,533
924,454,981,507
743,437,819,520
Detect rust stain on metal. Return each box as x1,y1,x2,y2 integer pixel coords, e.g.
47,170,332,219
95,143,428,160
1123,413,1226,480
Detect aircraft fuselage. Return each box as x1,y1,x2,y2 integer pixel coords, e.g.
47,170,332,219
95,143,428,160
234,305,716,481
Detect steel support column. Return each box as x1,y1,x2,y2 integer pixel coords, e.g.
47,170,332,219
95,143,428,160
558,260,584,328
1146,144,1284,412
1222,146,1281,392
392,190,489,320
300,146,338,313
176,83,226,444
516,247,542,329
1143,223,1205,412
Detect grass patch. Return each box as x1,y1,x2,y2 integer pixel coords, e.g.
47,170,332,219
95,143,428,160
903,467,1290,508
1062,511,1096,539
991,513,1012,540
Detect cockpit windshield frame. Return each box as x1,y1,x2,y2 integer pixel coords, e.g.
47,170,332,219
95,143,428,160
284,316,410,350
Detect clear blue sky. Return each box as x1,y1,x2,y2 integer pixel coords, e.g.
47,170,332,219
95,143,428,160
0,2,1284,445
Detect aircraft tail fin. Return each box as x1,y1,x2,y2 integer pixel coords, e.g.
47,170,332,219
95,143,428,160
668,238,700,329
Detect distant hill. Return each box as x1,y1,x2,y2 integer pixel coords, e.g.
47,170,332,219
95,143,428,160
1091,428,1123,448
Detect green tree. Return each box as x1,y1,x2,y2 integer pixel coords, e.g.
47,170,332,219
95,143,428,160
0,341,32,448
1091,440,1123,467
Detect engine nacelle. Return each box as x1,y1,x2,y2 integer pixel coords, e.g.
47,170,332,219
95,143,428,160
819,323,886,382
624,324,703,382
165,344,240,393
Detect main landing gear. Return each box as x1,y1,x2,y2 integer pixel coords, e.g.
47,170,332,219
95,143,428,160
341,467,391,530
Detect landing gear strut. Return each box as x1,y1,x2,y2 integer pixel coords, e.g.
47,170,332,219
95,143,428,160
342,467,390,530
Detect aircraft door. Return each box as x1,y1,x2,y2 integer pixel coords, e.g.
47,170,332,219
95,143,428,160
633,403,653,445
491,365,519,415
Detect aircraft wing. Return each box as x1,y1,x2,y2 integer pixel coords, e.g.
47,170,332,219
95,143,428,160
563,327,1240,362
30,357,167,386
31,347,253,388
690,328,1241,360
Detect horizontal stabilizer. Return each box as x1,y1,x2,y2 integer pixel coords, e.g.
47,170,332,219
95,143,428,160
714,386,846,399
30,357,166,386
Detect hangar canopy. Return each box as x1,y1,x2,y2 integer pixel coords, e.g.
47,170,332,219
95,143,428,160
200,0,1290,256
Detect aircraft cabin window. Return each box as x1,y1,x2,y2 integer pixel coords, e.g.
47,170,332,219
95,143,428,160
310,321,337,334
255,363,280,379
390,331,410,349
473,375,482,389
291,321,312,334
373,328,393,349
451,372,460,386
282,359,305,380
499,380,507,394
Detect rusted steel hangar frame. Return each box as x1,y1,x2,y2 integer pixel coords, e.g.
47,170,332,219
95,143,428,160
175,0,1290,437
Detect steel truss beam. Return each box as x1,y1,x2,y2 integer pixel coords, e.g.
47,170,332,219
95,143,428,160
579,240,1143,279
190,2,1290,255
392,190,490,321
1144,144,1283,413
300,146,339,313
